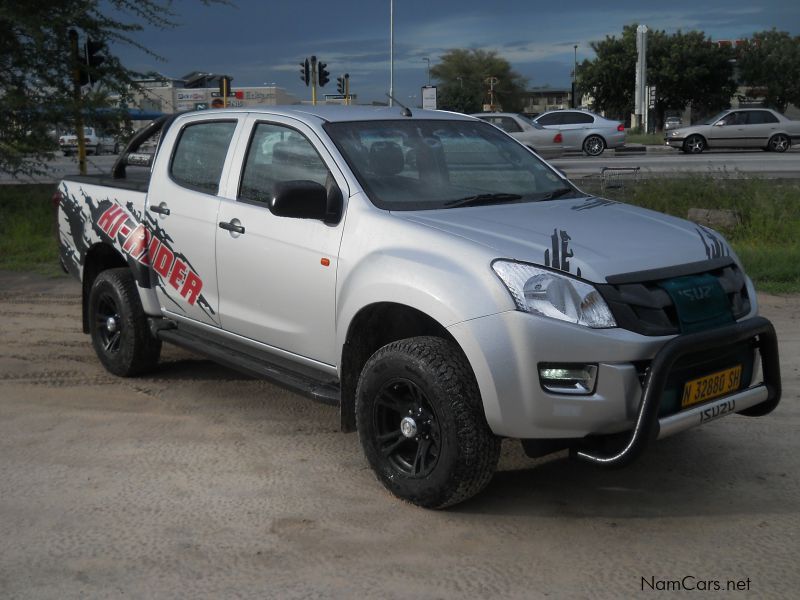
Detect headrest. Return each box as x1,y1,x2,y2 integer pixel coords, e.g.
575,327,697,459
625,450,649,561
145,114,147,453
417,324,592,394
369,141,404,177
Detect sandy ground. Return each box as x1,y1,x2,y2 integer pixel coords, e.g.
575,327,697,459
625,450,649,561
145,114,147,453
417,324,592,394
0,271,798,599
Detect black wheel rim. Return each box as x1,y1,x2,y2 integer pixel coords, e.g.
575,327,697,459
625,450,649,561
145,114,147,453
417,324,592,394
373,378,441,478
95,292,122,354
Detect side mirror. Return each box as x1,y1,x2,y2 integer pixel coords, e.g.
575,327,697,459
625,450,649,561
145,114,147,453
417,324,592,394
270,180,343,224
714,121,725,127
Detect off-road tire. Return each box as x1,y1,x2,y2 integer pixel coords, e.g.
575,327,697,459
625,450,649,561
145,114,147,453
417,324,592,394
356,336,500,509
88,268,161,377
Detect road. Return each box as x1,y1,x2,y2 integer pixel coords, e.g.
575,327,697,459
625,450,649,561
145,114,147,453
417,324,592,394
2,147,799,185
551,146,800,178
1,270,798,599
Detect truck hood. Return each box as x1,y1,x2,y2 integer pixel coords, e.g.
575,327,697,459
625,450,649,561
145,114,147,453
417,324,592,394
395,196,733,283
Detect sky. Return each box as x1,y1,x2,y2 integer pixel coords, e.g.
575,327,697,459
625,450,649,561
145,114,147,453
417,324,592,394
112,0,800,104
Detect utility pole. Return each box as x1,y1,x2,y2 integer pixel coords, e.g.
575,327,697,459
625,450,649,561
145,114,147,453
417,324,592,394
68,29,87,175
634,25,648,131
389,0,394,106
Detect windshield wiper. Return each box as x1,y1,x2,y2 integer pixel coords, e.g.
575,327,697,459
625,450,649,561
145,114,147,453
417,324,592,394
535,187,577,201
444,193,523,208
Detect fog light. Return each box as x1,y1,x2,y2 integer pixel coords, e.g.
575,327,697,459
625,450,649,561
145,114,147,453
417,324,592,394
539,364,598,395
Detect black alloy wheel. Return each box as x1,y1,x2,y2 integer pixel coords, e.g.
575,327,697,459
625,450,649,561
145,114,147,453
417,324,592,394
373,378,442,478
356,336,500,509
88,268,161,376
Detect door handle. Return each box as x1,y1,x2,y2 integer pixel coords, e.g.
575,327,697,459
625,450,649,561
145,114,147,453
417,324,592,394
148,203,170,215
219,220,245,234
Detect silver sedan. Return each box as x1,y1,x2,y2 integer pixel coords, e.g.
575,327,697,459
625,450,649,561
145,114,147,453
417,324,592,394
470,112,564,158
664,108,800,153
532,109,626,156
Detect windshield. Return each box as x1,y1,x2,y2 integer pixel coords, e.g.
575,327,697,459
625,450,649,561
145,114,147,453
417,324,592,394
702,111,730,125
324,119,578,211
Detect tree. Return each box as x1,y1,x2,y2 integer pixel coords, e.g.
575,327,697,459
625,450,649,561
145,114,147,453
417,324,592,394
577,25,638,121
648,30,737,126
578,24,737,126
738,30,800,112
0,0,224,176
430,49,528,113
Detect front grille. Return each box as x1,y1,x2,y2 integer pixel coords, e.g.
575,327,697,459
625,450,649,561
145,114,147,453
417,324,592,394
597,260,751,336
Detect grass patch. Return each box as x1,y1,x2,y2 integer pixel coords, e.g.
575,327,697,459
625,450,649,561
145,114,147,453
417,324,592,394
625,131,665,145
578,176,800,293
0,184,64,277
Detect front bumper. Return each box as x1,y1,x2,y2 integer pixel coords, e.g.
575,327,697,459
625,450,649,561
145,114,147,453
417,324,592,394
665,136,685,148
447,311,780,457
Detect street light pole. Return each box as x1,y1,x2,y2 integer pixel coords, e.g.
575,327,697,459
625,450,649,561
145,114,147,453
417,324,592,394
422,57,431,86
572,44,578,108
389,0,394,107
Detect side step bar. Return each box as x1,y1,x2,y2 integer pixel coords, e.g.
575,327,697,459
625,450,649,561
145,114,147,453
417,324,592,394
156,327,341,406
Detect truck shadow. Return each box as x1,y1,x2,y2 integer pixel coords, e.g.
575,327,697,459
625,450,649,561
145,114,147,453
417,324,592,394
456,430,790,519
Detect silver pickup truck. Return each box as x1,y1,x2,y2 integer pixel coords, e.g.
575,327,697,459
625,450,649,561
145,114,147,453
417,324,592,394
56,106,781,508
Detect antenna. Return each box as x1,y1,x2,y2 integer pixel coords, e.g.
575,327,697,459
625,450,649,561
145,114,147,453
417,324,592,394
385,93,412,117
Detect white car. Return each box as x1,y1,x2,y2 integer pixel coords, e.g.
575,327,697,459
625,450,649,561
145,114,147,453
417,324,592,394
59,127,119,156
470,112,564,158
532,109,626,156
664,108,800,153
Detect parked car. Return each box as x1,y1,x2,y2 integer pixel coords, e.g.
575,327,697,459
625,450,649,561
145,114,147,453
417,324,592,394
59,127,119,156
664,116,683,131
470,112,564,158
665,108,800,153
55,106,781,508
532,109,625,156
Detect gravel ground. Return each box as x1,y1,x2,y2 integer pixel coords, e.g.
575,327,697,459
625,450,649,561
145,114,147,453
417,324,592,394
0,271,798,599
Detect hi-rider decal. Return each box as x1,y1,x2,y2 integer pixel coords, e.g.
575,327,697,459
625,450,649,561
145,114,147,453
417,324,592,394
96,204,203,306
544,228,582,277
59,184,216,321
97,203,214,314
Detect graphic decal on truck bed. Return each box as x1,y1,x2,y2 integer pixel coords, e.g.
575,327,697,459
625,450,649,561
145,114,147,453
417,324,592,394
544,228,582,277
59,186,216,321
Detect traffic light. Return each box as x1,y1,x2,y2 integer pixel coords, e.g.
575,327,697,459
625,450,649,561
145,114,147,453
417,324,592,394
219,75,233,97
300,59,310,86
79,38,106,86
317,62,330,87
336,75,345,95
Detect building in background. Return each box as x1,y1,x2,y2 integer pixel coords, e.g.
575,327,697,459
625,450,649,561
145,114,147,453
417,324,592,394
128,72,300,117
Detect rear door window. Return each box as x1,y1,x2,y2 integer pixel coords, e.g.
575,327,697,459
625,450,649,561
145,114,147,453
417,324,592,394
170,121,237,194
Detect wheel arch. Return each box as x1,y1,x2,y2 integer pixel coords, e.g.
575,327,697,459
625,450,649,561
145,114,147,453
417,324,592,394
338,302,462,432
81,242,127,333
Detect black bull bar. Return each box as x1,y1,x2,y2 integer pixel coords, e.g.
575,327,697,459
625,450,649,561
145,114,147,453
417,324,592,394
574,316,781,468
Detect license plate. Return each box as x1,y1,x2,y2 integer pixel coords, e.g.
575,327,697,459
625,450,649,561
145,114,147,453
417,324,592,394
681,365,742,408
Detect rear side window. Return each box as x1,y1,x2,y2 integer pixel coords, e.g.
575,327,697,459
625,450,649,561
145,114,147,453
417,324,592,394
170,121,237,194
536,113,562,126
746,111,779,124
561,112,594,124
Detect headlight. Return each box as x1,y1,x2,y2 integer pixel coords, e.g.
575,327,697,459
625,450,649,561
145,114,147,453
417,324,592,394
492,260,616,328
